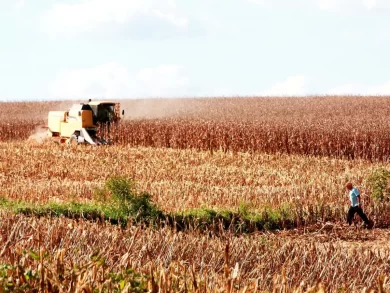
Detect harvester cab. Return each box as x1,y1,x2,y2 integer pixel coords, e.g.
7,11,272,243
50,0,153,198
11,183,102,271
47,100,123,145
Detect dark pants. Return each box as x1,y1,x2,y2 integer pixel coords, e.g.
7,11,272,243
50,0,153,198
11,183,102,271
347,206,370,225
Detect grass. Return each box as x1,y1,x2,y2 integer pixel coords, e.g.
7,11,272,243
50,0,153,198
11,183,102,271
0,189,300,232
0,196,349,233
3,170,296,233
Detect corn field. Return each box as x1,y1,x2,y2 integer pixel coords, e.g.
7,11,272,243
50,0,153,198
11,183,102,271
0,97,389,291
2,97,390,160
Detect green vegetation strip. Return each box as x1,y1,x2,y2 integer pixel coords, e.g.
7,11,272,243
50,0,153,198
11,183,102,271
1,174,389,232
0,197,299,232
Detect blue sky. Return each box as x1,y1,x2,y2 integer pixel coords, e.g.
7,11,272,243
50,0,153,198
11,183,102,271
1,0,390,101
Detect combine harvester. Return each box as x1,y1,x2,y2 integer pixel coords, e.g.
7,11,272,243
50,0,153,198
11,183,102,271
46,100,123,145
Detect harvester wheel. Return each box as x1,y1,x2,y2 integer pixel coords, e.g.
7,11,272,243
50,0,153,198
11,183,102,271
69,135,78,146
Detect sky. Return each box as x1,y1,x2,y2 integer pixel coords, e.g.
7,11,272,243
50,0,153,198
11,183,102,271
1,0,390,101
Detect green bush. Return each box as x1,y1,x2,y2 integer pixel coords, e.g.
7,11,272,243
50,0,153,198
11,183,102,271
127,192,162,221
103,176,161,222
368,168,390,202
105,176,136,203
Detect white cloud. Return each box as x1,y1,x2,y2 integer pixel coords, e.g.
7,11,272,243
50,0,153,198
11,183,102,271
262,75,311,96
40,0,188,38
248,0,272,6
318,0,368,12
212,86,236,97
136,65,190,97
13,0,25,11
362,0,377,10
51,62,130,99
328,81,390,95
50,63,192,99
316,0,390,13
249,0,389,13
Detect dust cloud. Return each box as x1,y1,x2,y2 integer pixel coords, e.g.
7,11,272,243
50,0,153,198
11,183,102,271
120,99,201,120
52,100,77,111
28,127,49,144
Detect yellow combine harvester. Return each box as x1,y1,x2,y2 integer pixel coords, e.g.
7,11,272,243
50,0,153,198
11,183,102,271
47,100,123,145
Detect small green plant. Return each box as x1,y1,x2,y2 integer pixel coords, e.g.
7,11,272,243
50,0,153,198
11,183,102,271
368,168,390,202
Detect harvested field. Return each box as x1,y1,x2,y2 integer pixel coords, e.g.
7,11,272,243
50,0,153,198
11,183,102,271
0,213,389,292
1,142,390,224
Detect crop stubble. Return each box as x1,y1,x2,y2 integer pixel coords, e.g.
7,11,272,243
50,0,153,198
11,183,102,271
0,213,389,291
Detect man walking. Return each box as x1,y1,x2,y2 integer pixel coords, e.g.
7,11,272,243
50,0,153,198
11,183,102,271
346,183,372,228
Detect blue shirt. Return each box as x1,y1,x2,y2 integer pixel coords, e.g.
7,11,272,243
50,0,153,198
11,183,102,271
349,188,360,207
